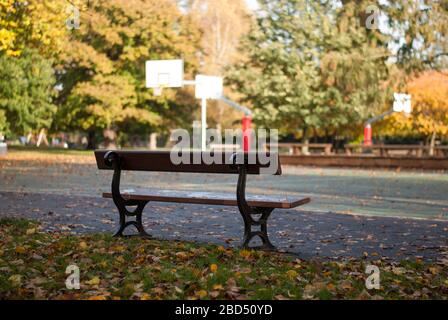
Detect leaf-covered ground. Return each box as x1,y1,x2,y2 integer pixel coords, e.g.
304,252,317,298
0,218,447,300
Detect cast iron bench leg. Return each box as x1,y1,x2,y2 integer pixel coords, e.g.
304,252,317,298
234,157,276,251
113,200,151,238
104,151,152,238
240,206,276,251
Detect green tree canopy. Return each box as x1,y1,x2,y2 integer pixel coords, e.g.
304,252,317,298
227,0,448,140
227,0,392,139
0,49,56,136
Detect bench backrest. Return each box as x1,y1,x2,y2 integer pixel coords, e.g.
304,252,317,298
94,150,282,175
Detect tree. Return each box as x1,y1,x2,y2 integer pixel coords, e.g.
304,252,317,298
0,49,57,136
383,0,448,74
55,0,202,148
316,1,393,139
339,0,448,74
0,0,69,58
387,71,448,153
182,0,251,130
226,0,392,140
186,0,250,75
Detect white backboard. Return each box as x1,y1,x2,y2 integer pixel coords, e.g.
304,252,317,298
195,75,223,99
146,59,184,88
393,93,412,114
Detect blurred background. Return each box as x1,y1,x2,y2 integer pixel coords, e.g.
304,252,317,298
0,0,447,156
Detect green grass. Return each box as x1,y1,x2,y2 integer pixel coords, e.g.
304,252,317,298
0,218,447,300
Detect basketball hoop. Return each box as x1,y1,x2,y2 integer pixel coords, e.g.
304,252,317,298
145,59,226,152
393,93,412,115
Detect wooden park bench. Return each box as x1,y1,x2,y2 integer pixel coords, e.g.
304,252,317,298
94,150,310,250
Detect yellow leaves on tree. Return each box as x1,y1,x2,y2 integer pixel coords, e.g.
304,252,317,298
0,0,23,56
0,0,69,57
390,71,448,143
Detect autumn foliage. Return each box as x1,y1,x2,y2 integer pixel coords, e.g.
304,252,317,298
389,71,448,144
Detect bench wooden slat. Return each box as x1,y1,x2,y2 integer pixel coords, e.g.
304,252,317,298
103,189,310,209
95,150,281,175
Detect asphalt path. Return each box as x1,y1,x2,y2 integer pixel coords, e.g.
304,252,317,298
0,155,447,261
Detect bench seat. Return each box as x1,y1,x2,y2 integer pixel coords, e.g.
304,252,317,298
103,189,310,209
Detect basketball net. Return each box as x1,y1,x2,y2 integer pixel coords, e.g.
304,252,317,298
153,87,163,96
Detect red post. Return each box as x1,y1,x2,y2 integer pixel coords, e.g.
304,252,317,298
364,124,372,146
242,116,252,152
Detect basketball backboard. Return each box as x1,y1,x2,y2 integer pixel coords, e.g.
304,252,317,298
195,75,223,99
146,59,184,89
393,93,412,114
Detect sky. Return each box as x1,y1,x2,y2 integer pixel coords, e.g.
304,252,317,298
245,0,259,11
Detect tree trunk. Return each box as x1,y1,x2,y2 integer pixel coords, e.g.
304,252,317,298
429,132,436,157
301,127,309,155
86,130,97,150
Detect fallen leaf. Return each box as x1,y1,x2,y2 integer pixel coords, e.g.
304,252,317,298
26,228,36,235
174,286,183,294
9,274,22,287
286,270,298,280
392,267,405,275
88,295,107,300
196,290,207,298
176,252,188,260
428,267,439,275
112,245,125,253
85,277,100,286
15,246,26,254
339,280,353,291
357,290,372,300
140,293,151,300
